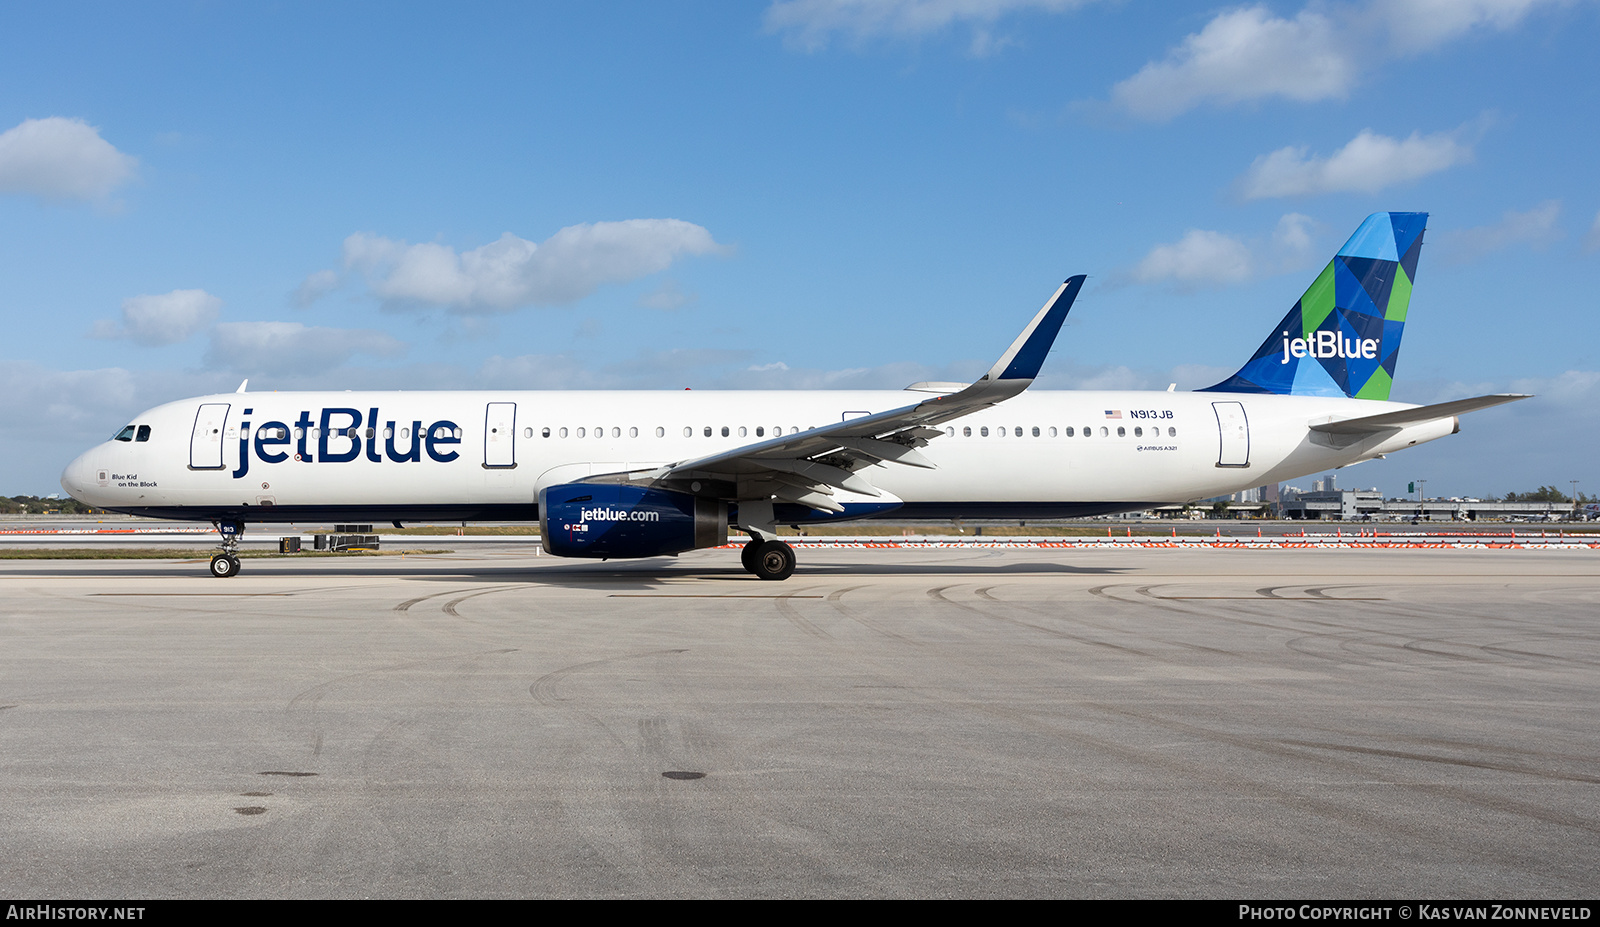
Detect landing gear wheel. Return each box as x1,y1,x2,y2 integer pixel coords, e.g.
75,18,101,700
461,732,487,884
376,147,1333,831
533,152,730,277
740,539,761,574
210,554,241,578
751,540,795,581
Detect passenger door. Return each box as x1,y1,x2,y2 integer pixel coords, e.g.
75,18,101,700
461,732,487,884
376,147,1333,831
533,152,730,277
189,403,230,470
1212,401,1250,468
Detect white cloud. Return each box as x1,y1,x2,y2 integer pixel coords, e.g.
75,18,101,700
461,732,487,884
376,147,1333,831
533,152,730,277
637,279,696,310
0,117,138,201
1440,200,1564,263
1109,1,1570,120
1273,212,1316,254
764,0,1093,51
1379,0,1560,52
205,322,406,375
1130,229,1256,287
1238,128,1473,199
1111,6,1354,120
91,289,221,346
342,219,724,313
292,269,341,308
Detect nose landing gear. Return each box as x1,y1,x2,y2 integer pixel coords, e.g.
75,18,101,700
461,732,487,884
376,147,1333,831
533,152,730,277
210,519,243,578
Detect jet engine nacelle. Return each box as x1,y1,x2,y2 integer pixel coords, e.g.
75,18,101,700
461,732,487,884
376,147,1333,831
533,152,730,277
539,482,727,559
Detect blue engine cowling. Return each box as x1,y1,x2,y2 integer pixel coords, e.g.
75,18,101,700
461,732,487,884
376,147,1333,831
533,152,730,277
539,483,728,559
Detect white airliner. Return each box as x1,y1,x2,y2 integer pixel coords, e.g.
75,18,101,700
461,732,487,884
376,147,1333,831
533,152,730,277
60,212,1527,579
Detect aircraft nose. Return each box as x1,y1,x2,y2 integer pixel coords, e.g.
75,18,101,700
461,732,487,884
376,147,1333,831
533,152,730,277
60,451,94,502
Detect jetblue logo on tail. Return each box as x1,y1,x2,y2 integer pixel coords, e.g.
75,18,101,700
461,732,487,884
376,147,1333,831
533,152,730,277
1281,330,1379,363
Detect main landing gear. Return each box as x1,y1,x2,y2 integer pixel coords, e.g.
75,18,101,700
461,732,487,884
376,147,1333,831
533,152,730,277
740,538,795,581
210,519,243,578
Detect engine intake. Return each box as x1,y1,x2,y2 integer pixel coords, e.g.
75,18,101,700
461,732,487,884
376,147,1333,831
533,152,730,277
539,483,727,559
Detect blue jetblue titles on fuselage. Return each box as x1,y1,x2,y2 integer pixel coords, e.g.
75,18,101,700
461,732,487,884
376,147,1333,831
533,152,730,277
231,407,462,479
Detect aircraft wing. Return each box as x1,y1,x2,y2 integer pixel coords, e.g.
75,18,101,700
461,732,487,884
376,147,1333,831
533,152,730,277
585,276,1085,511
1308,393,1531,435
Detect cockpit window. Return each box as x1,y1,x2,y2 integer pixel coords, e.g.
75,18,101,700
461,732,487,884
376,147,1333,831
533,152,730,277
135,425,151,442
114,425,136,442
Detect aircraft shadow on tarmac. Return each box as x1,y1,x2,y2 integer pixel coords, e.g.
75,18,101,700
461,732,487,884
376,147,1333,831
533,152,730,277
6,558,1129,590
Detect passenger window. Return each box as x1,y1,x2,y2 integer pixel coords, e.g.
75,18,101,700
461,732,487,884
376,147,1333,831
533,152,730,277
364,427,375,439
980,426,989,437
114,425,135,442
1065,427,1074,437
1134,427,1142,437
738,426,747,437
704,426,713,437
453,428,463,439
595,427,603,439
541,427,551,438
721,426,729,437
136,425,151,442
1032,426,1040,437
576,427,586,438
963,426,971,437
683,426,692,437
612,427,621,438
629,427,638,438
559,427,569,438
946,427,954,436
385,427,394,439
1016,427,1024,437
1048,427,1056,437
1117,426,1125,437
1168,426,1176,437
756,426,765,437
1099,427,1108,437
654,427,664,437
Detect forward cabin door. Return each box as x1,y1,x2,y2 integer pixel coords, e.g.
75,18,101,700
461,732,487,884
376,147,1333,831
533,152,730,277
484,402,517,468
1212,401,1250,468
189,403,230,470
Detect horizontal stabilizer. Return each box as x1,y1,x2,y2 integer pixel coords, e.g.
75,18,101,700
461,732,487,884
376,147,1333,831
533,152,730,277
1309,394,1530,435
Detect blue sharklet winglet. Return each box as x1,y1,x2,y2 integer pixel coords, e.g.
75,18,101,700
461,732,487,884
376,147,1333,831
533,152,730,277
987,275,1085,382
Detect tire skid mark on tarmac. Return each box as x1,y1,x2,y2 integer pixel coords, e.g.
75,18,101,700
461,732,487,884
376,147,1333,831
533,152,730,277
1083,701,1600,838
1096,582,1576,670
825,584,922,646
394,584,523,614
934,583,1158,658
1274,738,1600,785
284,646,521,762
845,675,1578,880
529,649,691,750
773,586,833,641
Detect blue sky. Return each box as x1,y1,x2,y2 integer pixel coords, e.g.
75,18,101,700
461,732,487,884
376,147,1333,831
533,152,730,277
2,0,1597,500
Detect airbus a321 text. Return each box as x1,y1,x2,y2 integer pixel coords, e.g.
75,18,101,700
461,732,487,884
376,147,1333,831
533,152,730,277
61,212,1527,579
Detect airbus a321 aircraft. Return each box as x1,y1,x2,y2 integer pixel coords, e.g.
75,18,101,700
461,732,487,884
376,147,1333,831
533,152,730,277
61,212,1526,579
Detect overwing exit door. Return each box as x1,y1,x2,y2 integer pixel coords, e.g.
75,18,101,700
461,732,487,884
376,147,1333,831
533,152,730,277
484,402,517,468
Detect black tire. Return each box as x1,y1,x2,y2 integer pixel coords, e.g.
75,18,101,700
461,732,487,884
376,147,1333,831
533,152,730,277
740,540,761,574
751,540,795,581
210,554,240,578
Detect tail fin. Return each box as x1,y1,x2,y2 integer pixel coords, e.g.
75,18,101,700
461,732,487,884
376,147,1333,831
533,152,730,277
1200,211,1426,399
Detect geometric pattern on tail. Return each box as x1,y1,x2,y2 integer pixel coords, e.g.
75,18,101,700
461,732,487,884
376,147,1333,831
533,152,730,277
1200,211,1427,400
